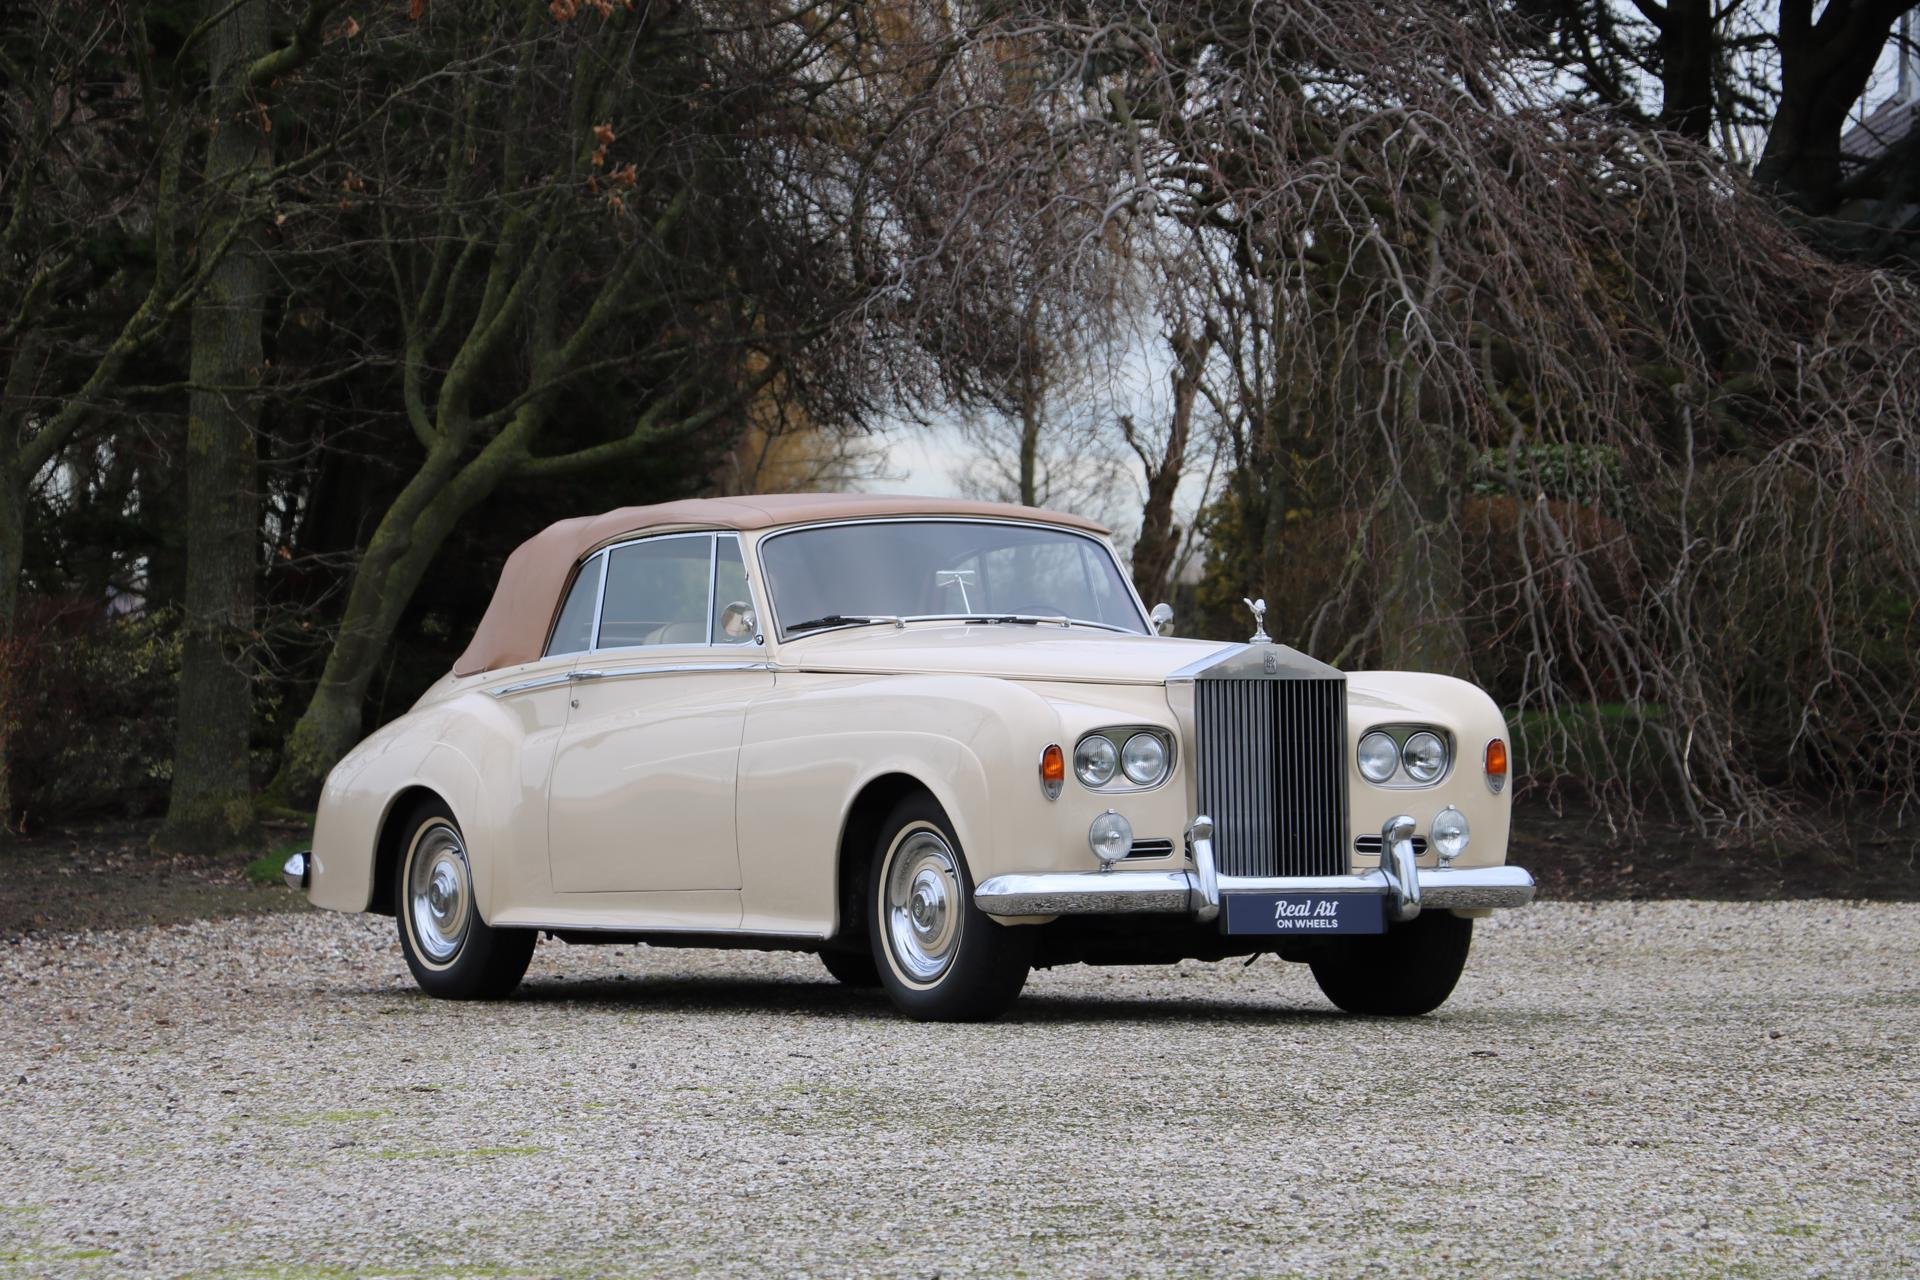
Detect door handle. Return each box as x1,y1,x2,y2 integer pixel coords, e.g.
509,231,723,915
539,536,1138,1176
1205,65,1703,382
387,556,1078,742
569,669,607,682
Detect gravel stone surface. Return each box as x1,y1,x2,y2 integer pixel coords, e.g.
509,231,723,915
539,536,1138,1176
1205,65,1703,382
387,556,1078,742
2,900,1916,1279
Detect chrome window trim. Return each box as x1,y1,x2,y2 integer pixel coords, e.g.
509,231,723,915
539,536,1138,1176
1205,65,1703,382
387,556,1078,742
705,534,719,646
549,530,764,657
587,546,608,651
541,551,608,660
752,516,1152,640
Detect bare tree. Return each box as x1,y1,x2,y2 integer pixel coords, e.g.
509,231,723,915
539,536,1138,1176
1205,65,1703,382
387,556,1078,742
1003,0,1920,835
268,0,1107,802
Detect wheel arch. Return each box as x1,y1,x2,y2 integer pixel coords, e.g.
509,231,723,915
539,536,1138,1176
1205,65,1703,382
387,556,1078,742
370,784,449,916
833,772,944,944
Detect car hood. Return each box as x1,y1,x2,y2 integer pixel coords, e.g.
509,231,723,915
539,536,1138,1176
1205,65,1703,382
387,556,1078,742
777,623,1240,685
776,624,1489,719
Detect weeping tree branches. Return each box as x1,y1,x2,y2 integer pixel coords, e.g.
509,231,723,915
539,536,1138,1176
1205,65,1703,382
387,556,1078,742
1013,0,1920,834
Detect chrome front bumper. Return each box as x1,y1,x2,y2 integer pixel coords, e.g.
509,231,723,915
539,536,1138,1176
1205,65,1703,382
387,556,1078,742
973,814,1535,924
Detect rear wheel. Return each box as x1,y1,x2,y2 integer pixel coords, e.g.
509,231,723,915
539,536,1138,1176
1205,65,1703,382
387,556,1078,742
1308,910,1473,1016
869,794,1031,1021
394,799,535,1000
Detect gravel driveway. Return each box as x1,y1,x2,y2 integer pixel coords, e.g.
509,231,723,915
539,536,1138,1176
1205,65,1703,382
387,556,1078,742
2,900,1915,1279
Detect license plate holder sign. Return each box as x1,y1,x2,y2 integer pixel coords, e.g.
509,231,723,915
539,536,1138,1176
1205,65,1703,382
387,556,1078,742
1222,892,1386,935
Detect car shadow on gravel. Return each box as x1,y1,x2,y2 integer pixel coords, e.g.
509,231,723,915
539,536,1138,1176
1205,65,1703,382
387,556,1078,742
498,975,1357,1025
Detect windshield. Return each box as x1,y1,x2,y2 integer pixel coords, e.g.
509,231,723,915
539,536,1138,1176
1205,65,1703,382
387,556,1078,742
760,520,1148,637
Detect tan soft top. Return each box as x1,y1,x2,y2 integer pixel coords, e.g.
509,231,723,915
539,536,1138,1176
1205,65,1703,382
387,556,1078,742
451,493,1110,676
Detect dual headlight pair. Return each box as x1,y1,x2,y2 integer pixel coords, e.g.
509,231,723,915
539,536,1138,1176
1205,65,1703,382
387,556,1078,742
1357,727,1450,785
1073,729,1171,790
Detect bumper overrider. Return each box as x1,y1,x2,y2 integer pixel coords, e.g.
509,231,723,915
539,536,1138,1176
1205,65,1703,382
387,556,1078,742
973,814,1535,924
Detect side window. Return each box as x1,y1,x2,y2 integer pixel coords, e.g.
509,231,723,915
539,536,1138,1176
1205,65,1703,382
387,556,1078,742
545,554,604,657
712,537,754,645
598,536,712,648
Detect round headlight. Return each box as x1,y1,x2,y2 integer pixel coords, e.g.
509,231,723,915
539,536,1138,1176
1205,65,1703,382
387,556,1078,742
1357,731,1400,783
1088,810,1134,864
1074,735,1117,787
1402,731,1448,783
1120,733,1168,786
1431,806,1470,861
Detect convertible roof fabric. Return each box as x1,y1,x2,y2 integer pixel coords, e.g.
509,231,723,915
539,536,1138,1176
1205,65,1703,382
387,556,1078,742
451,493,1111,676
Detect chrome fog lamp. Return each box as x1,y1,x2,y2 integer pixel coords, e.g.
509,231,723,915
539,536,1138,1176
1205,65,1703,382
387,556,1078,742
1120,732,1169,786
1431,806,1470,861
1088,810,1134,865
1357,731,1399,783
1074,734,1118,787
1402,731,1449,783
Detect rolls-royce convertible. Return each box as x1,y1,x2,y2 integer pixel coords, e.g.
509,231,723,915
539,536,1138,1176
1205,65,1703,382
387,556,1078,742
287,494,1534,1020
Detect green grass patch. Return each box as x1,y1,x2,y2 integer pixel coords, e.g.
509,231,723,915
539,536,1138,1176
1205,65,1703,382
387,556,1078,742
243,838,311,887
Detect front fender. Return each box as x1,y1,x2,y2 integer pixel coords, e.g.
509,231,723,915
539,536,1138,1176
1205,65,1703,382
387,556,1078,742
736,672,1064,933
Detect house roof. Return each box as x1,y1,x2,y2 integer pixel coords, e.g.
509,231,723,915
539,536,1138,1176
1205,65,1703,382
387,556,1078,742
1842,93,1920,169
450,494,1111,676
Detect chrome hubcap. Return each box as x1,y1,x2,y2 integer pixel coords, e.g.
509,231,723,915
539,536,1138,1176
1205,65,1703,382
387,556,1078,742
884,826,963,984
408,823,471,965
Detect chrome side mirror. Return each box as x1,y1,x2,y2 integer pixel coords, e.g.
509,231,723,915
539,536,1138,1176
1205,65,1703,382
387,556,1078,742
1149,602,1175,636
719,601,757,640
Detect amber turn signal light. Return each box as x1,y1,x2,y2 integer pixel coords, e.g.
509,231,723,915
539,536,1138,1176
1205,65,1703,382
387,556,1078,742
1040,744,1065,800
1484,738,1508,794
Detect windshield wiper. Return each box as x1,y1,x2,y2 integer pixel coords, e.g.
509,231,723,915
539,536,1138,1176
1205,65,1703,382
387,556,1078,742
785,614,903,634
964,614,1072,627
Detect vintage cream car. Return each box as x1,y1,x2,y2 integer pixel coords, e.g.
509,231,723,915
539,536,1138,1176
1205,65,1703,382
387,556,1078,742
288,494,1534,1020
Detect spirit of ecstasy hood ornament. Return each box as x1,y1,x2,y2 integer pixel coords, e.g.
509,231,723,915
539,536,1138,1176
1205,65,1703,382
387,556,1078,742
1243,597,1271,645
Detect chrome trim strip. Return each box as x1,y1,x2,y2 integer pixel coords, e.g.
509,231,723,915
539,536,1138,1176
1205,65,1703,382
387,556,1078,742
571,661,772,685
496,920,829,941
973,864,1536,918
489,672,577,698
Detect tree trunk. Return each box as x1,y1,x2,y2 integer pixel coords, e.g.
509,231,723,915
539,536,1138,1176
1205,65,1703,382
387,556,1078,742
1656,0,1716,141
1017,363,1041,507
1756,2,1911,213
1130,331,1205,604
269,432,524,806
0,457,22,829
155,4,269,854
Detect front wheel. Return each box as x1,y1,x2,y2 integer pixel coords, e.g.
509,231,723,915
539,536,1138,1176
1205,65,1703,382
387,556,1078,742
1308,910,1473,1016
394,799,536,1000
817,949,880,987
869,794,1032,1021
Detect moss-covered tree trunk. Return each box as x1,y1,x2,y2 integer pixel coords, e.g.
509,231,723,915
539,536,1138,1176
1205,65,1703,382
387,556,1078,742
0,455,22,827
156,3,268,854
270,420,538,806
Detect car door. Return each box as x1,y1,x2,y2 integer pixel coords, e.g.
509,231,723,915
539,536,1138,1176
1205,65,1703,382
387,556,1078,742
545,532,773,893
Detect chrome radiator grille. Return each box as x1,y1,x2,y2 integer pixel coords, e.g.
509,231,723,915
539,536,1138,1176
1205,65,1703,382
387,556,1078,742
1194,677,1350,878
